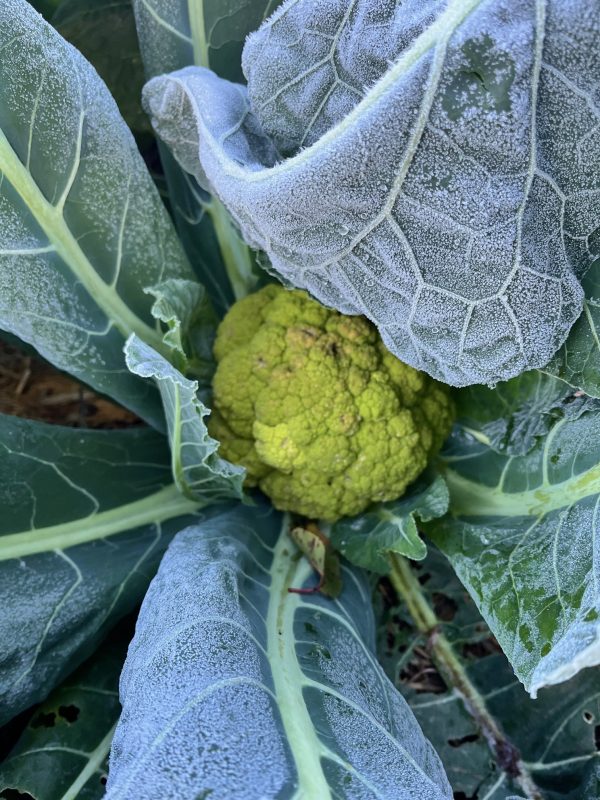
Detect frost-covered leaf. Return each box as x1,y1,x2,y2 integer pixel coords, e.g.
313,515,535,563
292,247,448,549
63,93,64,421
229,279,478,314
125,335,245,503
379,550,600,800
455,370,576,456
145,277,218,385
133,0,281,83
143,0,600,386
0,0,194,427
546,258,600,398
132,0,281,310
330,474,449,571
106,504,452,799
0,634,127,800
0,413,199,723
53,0,151,138
429,376,600,695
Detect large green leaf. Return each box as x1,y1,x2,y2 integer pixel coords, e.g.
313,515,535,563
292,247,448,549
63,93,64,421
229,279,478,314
132,0,281,310
455,370,577,456
0,413,200,724
429,375,600,696
124,334,245,502
142,0,599,387
53,0,151,139
0,0,194,426
545,259,600,398
379,549,600,800
330,473,449,571
105,503,452,799
0,634,127,800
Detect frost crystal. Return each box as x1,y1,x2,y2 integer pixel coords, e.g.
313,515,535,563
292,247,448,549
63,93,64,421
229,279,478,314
106,506,453,798
143,0,599,385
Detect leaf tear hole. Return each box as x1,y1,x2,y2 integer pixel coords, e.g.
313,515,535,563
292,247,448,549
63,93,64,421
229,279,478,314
58,704,80,723
30,711,56,729
594,725,600,750
0,791,37,800
583,710,594,723
448,732,480,748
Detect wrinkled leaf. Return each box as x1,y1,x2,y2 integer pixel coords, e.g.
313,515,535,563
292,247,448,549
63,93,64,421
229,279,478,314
0,634,127,800
132,0,281,310
145,277,217,385
143,0,600,386
0,413,200,723
546,258,600,398
289,523,341,598
106,503,452,799
379,549,600,800
0,0,194,427
331,474,449,571
430,375,600,695
53,0,151,138
124,334,245,503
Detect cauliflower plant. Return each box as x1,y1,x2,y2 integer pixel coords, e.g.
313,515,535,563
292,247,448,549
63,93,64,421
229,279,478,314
209,285,454,521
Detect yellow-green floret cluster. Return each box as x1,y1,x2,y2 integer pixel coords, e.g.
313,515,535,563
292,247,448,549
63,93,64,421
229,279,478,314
208,284,454,521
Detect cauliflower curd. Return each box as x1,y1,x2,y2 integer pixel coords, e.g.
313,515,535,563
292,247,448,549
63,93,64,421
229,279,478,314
208,285,454,521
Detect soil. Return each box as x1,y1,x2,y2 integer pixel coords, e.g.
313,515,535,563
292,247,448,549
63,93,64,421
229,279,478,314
0,339,141,428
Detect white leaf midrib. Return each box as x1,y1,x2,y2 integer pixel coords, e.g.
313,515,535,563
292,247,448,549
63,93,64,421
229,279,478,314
444,416,600,517
192,0,485,184
0,130,168,358
60,722,118,800
266,523,332,799
0,483,198,561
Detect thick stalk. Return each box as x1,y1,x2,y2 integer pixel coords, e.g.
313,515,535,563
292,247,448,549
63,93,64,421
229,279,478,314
389,554,543,800
207,198,257,301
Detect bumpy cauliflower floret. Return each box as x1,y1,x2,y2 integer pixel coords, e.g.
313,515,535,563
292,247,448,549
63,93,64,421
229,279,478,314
208,284,454,521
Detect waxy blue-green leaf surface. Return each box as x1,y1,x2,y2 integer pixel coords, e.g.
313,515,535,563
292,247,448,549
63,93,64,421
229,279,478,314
144,277,217,385
106,503,452,799
0,413,200,724
430,375,600,696
331,473,449,571
132,0,281,311
124,335,245,503
545,258,600,399
53,0,151,138
143,0,600,386
0,0,194,427
0,634,127,800
455,370,575,456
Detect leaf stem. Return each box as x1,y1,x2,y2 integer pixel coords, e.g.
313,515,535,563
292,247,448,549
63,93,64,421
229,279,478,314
389,554,543,800
186,0,256,302
207,198,257,301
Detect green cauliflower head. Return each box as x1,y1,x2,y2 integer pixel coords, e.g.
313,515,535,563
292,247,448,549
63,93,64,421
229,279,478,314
208,284,454,522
